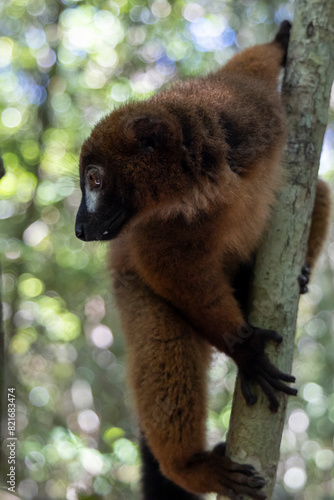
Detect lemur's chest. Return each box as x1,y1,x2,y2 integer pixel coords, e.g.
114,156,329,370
122,216,222,297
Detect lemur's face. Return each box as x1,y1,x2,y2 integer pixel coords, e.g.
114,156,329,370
75,162,133,242
75,109,184,242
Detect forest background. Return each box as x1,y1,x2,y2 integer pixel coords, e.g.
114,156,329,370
0,0,333,499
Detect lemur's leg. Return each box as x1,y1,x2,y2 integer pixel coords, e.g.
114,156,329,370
140,435,201,500
222,20,291,83
115,274,266,499
299,178,331,293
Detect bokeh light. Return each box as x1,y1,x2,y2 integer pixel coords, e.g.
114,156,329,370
29,387,50,407
1,107,22,127
284,467,307,491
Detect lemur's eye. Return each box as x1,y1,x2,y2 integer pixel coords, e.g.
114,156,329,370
87,167,102,189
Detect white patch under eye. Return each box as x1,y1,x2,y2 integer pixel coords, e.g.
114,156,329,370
85,185,99,213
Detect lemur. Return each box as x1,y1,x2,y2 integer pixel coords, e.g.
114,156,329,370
75,21,331,500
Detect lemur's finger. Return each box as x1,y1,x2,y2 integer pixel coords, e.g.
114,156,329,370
298,274,309,286
261,359,295,383
302,264,311,276
261,372,298,396
228,473,265,489
240,373,257,406
255,375,279,412
261,329,282,344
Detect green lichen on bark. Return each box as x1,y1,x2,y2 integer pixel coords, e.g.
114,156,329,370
219,1,334,499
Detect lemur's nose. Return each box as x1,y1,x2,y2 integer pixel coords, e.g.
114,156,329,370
75,221,86,241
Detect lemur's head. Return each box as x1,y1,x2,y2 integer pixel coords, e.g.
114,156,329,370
75,102,186,241
75,100,228,241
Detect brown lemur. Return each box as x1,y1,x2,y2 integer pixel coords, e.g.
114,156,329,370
75,21,331,500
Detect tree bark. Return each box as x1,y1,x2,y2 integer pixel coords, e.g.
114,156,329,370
219,1,334,499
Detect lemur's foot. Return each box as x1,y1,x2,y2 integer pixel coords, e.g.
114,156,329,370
233,327,297,412
298,264,311,294
274,20,292,65
183,447,266,499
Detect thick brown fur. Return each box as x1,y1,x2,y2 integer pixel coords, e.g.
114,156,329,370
76,21,331,499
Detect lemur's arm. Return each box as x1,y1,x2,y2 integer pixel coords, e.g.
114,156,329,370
150,270,297,412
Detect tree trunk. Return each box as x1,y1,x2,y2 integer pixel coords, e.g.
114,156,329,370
219,1,334,499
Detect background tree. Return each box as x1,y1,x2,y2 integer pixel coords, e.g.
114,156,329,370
0,1,333,499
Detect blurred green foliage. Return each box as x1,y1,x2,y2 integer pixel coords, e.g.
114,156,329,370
0,0,333,499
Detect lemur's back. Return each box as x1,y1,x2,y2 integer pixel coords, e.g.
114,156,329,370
118,68,286,275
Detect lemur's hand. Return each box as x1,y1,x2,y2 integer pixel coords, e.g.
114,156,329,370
232,327,297,412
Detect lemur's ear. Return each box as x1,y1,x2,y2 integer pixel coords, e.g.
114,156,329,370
124,116,167,153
